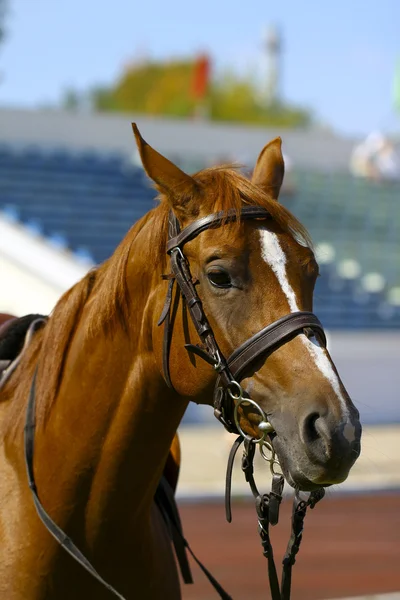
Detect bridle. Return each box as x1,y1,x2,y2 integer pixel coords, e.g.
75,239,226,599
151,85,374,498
160,205,326,438
159,205,327,599
23,205,328,600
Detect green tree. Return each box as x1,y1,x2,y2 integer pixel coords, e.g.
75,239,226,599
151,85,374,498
65,56,312,128
91,59,197,118
209,71,311,127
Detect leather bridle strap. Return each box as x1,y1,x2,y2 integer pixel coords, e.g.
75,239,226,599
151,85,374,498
161,210,242,399
213,313,325,430
161,206,271,393
155,476,233,599
225,311,326,381
225,435,325,600
166,206,271,253
24,369,127,600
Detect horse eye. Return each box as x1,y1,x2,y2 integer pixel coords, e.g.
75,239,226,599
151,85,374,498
207,268,232,289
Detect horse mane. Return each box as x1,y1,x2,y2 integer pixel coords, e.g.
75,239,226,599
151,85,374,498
85,209,156,338
1,165,310,436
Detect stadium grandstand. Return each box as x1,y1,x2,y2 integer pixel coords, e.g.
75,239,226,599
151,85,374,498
1,107,399,330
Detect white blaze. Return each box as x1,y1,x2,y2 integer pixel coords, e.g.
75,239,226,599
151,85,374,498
259,229,351,425
259,230,299,312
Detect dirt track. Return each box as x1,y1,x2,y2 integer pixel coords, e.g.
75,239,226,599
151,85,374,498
178,492,400,600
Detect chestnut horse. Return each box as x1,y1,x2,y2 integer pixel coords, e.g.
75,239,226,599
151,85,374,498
0,126,361,599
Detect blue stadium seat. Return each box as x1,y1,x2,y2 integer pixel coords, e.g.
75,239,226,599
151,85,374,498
0,144,398,329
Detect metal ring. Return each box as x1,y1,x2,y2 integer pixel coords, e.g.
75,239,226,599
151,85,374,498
270,458,283,476
259,440,275,462
259,439,283,475
233,396,268,443
227,380,243,401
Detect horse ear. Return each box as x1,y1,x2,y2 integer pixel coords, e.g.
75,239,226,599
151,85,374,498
132,123,198,216
251,137,284,201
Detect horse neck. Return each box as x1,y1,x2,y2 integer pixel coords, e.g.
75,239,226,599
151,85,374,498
34,215,188,544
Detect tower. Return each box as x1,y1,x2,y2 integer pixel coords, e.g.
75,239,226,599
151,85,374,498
263,24,282,106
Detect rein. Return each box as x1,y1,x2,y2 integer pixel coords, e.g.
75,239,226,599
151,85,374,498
23,205,327,599
24,368,127,600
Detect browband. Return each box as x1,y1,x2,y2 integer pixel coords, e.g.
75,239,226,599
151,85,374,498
166,206,270,252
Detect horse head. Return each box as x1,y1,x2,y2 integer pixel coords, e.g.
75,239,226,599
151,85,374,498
134,125,362,492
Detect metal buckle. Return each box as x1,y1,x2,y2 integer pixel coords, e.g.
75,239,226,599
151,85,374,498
169,246,185,259
212,350,223,373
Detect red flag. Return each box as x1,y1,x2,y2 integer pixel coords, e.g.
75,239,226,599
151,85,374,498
191,54,210,100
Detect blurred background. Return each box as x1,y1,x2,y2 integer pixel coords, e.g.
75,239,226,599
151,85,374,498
0,1,399,599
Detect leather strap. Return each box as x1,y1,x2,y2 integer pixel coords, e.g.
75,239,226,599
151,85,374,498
24,369,127,600
161,224,233,391
160,278,175,389
160,213,181,389
154,475,193,585
166,206,270,253
156,475,233,599
226,312,326,381
213,313,325,431
226,434,325,600
224,435,243,523
256,494,281,600
269,474,285,526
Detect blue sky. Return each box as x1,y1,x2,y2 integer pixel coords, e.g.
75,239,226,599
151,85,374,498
0,0,398,136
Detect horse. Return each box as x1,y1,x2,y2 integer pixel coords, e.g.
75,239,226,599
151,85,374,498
0,125,362,599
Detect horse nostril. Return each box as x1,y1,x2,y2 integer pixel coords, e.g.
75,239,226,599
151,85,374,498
302,412,322,444
299,407,360,477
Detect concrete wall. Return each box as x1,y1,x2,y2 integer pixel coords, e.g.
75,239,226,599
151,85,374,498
328,331,400,425
1,254,62,315
0,107,360,171
0,215,91,316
